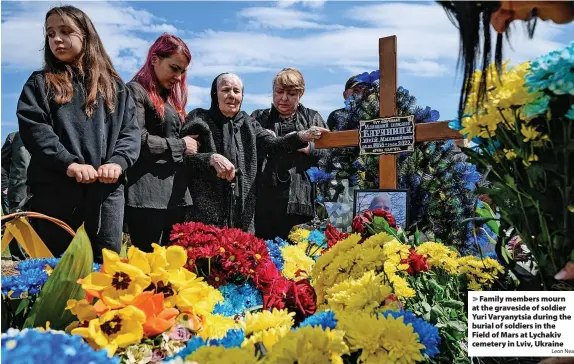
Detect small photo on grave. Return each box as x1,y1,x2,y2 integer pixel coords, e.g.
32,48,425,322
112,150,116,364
353,189,409,229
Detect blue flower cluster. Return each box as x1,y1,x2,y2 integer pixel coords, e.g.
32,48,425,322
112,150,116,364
525,41,574,96
298,310,338,330
1,258,102,299
1,328,118,364
213,282,263,317
380,310,441,358
265,238,286,272
355,70,380,85
307,230,326,248
165,329,245,362
306,167,334,183
415,106,440,123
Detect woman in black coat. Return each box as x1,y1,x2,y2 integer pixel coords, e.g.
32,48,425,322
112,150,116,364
124,34,198,251
182,72,327,234
251,68,329,240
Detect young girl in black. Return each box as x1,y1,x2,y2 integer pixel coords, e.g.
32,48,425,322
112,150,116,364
17,5,140,262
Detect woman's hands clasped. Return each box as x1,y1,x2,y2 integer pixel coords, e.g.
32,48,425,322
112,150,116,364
210,154,235,182
183,135,200,155
67,162,123,184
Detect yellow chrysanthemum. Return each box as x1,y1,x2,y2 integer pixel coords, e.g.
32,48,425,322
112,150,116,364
312,233,400,304
324,271,393,314
242,308,295,335
337,311,424,364
71,305,146,356
387,273,416,299
280,245,315,279
186,346,258,364
297,240,324,258
458,256,505,290
197,314,238,340
80,249,151,309
241,324,292,351
288,228,311,244
264,326,349,364
415,242,460,274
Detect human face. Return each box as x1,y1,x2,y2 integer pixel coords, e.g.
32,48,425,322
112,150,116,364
343,84,366,100
152,53,188,91
273,85,300,116
46,14,83,63
370,195,392,213
491,1,574,33
217,76,243,118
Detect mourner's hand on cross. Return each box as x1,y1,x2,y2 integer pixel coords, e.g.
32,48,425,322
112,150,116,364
210,154,235,182
298,126,329,143
266,129,276,137
67,163,99,184
298,144,311,154
183,135,200,155
97,163,123,184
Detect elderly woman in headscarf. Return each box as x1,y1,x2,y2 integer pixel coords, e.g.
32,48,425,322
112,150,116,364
182,72,327,234
251,67,329,240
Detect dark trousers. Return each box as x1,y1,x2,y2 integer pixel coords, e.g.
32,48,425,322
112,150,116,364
125,206,188,252
255,190,311,240
29,183,125,263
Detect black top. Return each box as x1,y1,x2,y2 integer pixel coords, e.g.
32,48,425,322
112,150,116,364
17,71,140,186
251,104,329,217
124,81,192,209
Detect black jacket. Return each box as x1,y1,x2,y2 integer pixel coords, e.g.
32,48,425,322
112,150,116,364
17,71,140,186
251,104,329,217
1,131,31,212
124,81,192,209
181,75,306,233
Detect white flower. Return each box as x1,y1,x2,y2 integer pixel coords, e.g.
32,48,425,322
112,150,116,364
124,343,153,364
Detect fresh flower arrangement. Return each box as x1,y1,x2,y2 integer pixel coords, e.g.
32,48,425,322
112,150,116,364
2,327,118,364
448,41,574,290
168,222,317,324
66,244,227,359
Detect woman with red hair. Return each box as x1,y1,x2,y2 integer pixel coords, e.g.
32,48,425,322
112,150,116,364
124,33,198,251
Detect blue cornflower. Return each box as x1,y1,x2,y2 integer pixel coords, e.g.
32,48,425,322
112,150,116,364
355,70,380,85
213,282,263,317
1,328,118,364
265,239,285,271
415,106,440,123
298,310,338,330
380,310,441,358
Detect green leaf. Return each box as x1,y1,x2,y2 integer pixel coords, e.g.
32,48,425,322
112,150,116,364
23,225,93,330
15,297,30,316
447,320,467,333
442,300,464,310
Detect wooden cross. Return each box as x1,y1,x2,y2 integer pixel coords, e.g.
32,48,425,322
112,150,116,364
315,35,463,189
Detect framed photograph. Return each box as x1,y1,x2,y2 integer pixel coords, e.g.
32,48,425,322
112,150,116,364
353,189,409,229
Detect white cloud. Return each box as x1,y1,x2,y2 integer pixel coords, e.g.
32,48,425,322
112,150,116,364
1,1,177,74
238,7,342,30
399,60,450,78
187,85,211,110
277,0,327,9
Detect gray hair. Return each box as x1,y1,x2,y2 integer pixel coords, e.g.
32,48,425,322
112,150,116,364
216,73,243,90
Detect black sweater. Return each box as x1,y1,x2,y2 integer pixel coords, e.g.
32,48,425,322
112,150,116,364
17,71,140,186
124,81,192,209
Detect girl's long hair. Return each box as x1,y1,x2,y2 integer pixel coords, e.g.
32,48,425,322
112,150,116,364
131,33,191,122
43,6,120,117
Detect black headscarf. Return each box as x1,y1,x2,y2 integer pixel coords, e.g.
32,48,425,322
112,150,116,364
208,73,247,170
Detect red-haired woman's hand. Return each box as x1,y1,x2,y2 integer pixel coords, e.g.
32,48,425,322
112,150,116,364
67,163,98,183
183,135,200,155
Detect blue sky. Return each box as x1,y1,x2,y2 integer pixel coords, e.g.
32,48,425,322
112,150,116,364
2,0,573,138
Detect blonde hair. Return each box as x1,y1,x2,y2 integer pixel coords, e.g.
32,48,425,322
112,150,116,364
272,67,305,96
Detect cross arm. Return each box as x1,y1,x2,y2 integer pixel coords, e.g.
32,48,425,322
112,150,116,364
314,120,462,149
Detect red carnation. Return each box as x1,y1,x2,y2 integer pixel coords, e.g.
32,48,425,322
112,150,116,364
352,215,367,234
285,279,317,324
372,208,397,228
401,248,429,275
325,224,349,249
